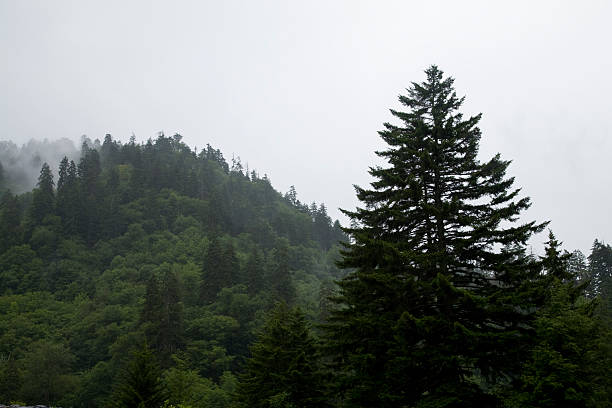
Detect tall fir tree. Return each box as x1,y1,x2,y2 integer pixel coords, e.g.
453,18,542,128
112,343,166,408
567,249,589,288
324,66,546,407
77,146,102,244
587,240,612,318
59,159,80,234
30,162,55,225
238,302,326,408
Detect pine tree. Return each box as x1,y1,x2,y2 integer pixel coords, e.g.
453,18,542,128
101,133,121,166
541,231,575,284
587,240,612,317
30,162,55,225
112,343,166,408
57,158,79,234
313,203,333,249
57,156,69,192
567,250,589,288
324,66,546,407
238,302,326,408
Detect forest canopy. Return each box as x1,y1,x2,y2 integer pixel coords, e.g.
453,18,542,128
0,132,346,407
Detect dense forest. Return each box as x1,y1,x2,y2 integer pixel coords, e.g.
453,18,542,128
1,66,612,408
0,130,346,407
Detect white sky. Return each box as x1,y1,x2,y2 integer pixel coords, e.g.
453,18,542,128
1,0,611,254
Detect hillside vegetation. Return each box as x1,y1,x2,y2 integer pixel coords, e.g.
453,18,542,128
1,66,612,408
0,133,345,407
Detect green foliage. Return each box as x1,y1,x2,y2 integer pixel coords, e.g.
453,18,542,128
0,133,344,406
19,340,77,406
0,191,22,252
325,66,547,407
29,162,55,226
0,356,21,402
506,283,612,407
238,302,326,408
2,83,609,408
140,265,184,367
201,237,239,304
587,240,612,315
112,343,166,408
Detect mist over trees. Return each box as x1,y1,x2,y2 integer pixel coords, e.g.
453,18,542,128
0,67,611,407
0,138,79,194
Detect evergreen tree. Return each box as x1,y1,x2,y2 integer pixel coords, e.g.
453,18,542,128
541,231,580,295
238,302,326,408
57,158,79,234
509,235,612,407
57,156,69,192
77,146,102,243
324,66,546,407
100,133,121,166
587,240,612,313
30,162,55,225
112,343,166,408
313,203,333,249
284,185,298,206
568,250,589,288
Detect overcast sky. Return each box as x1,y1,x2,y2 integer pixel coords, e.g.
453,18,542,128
1,0,611,254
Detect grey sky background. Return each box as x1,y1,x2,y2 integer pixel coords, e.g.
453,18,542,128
1,0,610,254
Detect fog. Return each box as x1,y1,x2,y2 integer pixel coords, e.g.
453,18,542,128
0,138,79,193
1,1,611,253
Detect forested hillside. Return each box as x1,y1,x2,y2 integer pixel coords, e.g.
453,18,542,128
0,133,346,407
1,66,612,408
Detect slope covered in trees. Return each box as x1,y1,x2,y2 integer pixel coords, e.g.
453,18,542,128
0,133,346,407
1,67,612,408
